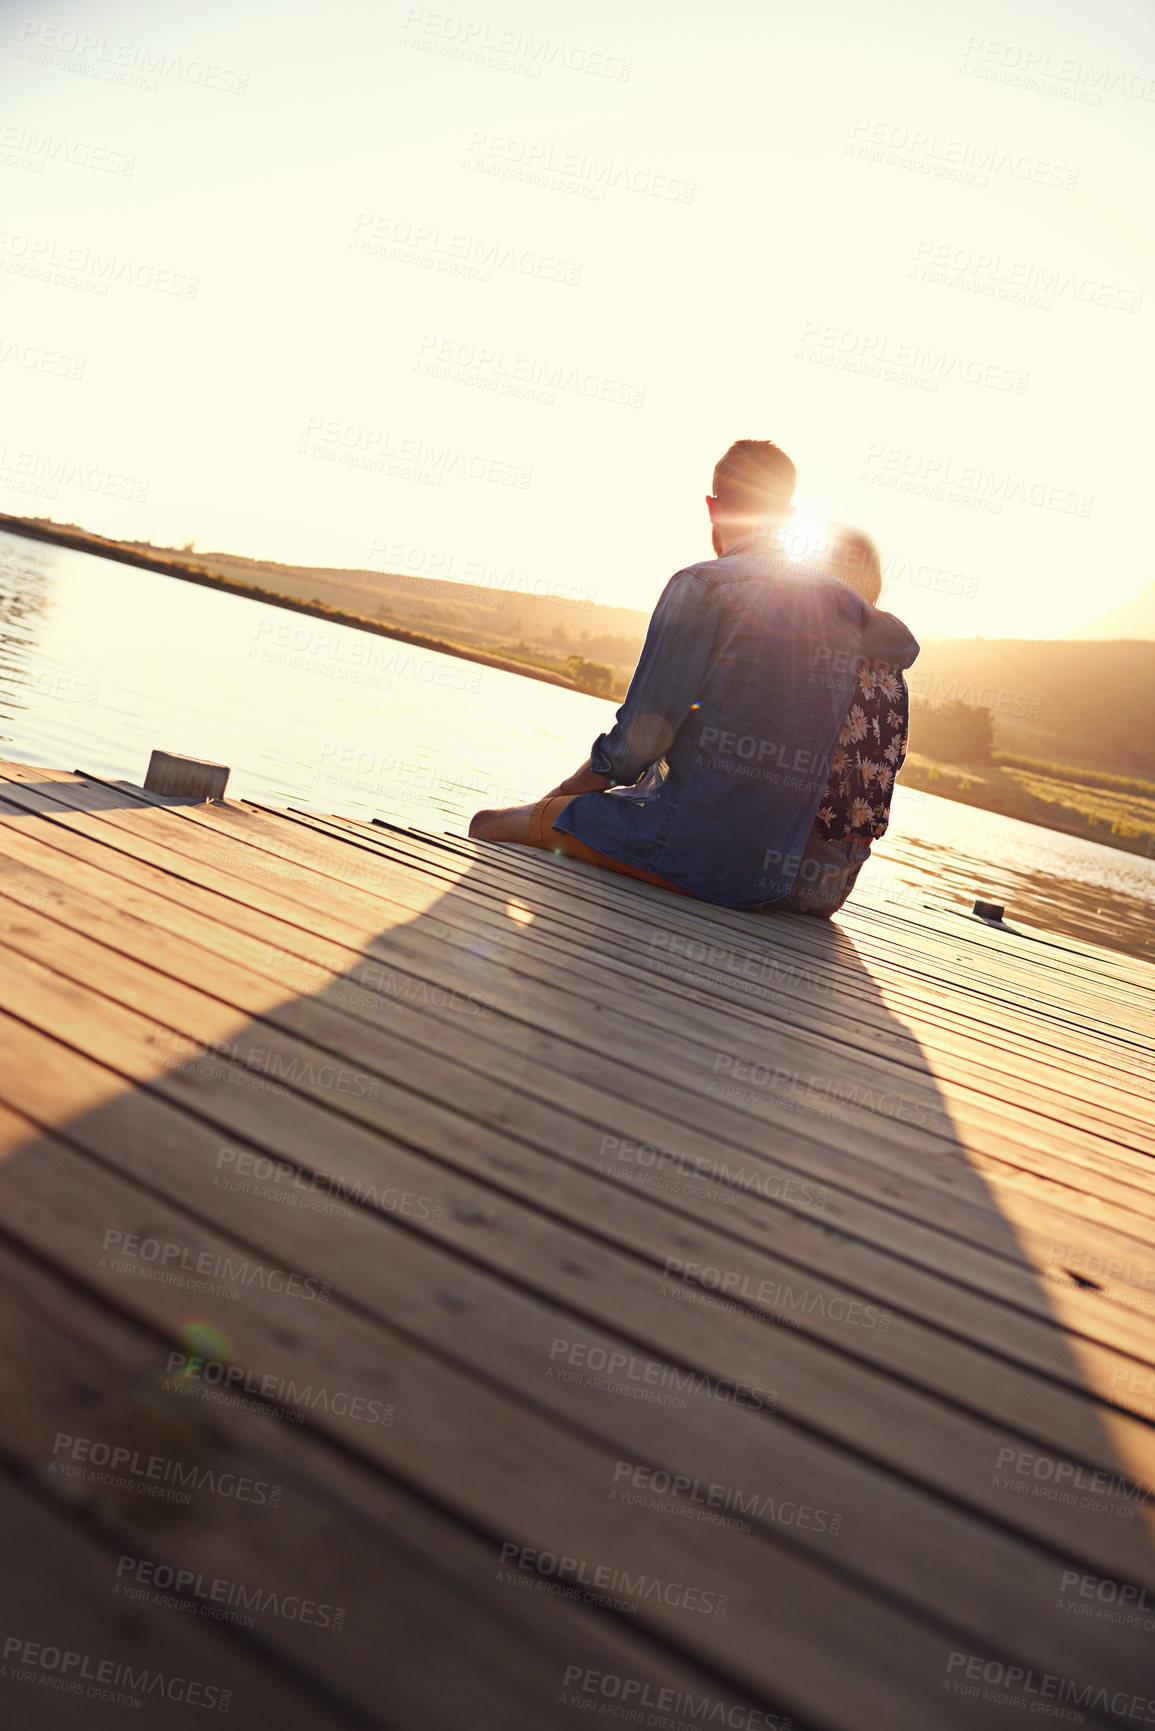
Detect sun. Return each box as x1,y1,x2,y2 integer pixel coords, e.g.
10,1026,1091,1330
775,508,834,567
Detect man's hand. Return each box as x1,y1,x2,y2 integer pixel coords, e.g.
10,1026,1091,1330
544,758,612,798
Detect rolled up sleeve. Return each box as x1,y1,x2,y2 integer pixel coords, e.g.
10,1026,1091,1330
589,568,719,786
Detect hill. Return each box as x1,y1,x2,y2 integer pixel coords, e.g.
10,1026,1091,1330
909,638,1155,777
0,514,650,697
186,544,652,688
1068,580,1155,641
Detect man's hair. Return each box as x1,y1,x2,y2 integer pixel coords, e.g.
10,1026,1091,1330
712,440,796,517
825,525,882,606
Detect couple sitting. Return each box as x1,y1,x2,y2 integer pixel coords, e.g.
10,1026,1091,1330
469,438,919,917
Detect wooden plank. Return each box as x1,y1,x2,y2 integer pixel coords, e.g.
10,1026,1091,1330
140,780,1155,1032
4,799,1149,1218
5,792,1155,1341
111,789,1155,1148
0,1054,1152,1720
434,814,1155,1028
2,761,1154,1730
11,773,1153,1131
0,1468,343,1730
437,807,1155,1001
302,793,1155,1009
0,1234,762,1731
4,781,1150,1204
331,808,1155,1073
0,1108,1014,1731
2,849,1154,1395
11,758,1152,1012
14,766,1152,1067
0,842,1153,1386
1,943,1154,1591
295,804,1155,1130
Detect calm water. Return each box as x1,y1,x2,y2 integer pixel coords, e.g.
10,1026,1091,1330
2,527,1154,961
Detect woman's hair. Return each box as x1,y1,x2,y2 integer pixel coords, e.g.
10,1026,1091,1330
823,525,881,605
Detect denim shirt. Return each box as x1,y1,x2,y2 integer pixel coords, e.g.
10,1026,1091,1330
553,532,920,908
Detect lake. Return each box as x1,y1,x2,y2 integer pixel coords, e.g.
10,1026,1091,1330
2,526,1153,961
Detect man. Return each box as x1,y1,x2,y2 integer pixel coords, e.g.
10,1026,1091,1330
469,440,919,914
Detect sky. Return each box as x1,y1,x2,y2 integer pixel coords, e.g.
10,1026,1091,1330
1,0,1152,639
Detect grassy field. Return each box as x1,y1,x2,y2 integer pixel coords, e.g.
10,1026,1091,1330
991,752,1155,799
901,752,1155,857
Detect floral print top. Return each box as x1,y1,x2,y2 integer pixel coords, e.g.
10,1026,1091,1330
812,659,909,844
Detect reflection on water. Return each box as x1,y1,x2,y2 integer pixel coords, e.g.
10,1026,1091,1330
875,791,1155,960
1,527,1153,959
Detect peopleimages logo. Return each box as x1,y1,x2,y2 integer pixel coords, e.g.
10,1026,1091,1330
165,1352,396,1427
399,9,633,82
214,1143,447,1221
100,1230,332,1303
0,447,148,502
15,19,250,94
911,238,1142,314
662,1257,891,1332
959,35,1155,104
547,1337,776,1412
596,1133,828,1209
993,1445,1151,1519
906,668,1042,720
367,537,595,606
49,1433,282,1508
1057,1569,1155,1630
861,443,1093,516
944,1651,1155,1722
559,1666,790,1727
414,331,645,408
1044,1241,1155,1295
847,117,1079,189
115,1555,346,1632
1,1635,230,1712
611,1460,842,1537
350,211,582,287
464,130,693,202
0,123,135,175
0,229,199,297
0,334,86,380
299,412,534,488
150,1026,383,1100
646,929,855,1011
709,1052,947,1135
796,321,1029,394
498,1543,728,1617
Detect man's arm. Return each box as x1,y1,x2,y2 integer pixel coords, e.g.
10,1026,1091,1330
580,566,719,789
545,758,612,798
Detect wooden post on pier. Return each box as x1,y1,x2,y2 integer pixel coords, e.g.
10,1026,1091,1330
143,749,230,801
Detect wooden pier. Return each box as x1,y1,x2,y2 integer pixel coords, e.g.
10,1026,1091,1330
0,757,1152,1731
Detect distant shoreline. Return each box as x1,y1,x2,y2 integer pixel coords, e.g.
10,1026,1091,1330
0,513,587,696
900,752,1155,861
3,513,1152,859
